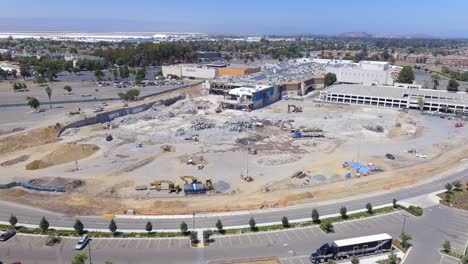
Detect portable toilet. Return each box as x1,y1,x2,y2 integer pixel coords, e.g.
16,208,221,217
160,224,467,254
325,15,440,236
346,172,352,178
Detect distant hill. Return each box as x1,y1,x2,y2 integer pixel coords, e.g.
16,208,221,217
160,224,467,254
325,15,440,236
337,32,438,39
337,32,372,38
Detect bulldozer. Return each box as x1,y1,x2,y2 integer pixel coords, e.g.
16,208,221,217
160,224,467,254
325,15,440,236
288,104,303,113
154,180,181,193
240,174,254,182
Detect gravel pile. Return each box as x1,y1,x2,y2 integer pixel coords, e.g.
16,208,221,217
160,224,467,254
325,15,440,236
257,154,303,166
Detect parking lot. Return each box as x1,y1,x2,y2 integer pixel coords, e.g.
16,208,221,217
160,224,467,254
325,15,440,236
0,234,191,251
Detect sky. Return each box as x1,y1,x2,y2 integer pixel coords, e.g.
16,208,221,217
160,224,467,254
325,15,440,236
1,0,468,37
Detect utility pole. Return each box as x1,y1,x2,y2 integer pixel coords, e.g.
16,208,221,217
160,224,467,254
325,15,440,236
401,215,409,234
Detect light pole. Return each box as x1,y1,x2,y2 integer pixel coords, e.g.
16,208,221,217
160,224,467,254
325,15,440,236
401,215,409,234
88,238,92,264
192,212,196,231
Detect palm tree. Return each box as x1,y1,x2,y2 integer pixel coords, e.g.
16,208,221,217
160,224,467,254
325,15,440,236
45,86,52,109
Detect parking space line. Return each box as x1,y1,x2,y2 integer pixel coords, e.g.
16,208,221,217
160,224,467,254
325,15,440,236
282,230,292,240
265,233,274,245
157,238,161,249
178,238,181,248
135,238,142,249
288,230,301,240
299,229,309,239
167,238,173,248
245,234,253,245
146,239,151,249
228,236,233,247
298,257,306,264
115,239,122,248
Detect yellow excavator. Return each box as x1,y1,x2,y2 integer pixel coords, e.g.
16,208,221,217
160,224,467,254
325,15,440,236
154,180,181,193
179,176,214,191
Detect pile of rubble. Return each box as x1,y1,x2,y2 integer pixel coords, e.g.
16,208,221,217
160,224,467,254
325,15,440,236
257,154,303,166
191,119,216,131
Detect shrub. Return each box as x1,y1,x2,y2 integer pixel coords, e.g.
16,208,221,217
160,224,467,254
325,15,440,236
9,215,17,228
45,235,61,246
320,222,334,233
392,198,398,208
366,202,373,214
73,219,84,236
442,240,451,253
109,219,117,233
215,219,224,233
407,205,423,216
203,230,212,243
145,221,153,233
340,206,348,219
249,217,257,231
282,216,290,228
189,231,198,243
39,217,49,233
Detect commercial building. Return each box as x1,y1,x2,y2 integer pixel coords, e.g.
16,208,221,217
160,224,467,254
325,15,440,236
208,81,282,111
317,84,468,113
0,61,20,73
425,55,468,67
162,65,218,79
322,50,360,58
197,51,222,62
281,76,325,96
325,61,402,86
218,64,261,76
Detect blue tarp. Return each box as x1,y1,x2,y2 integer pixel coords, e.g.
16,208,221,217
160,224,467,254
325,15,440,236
348,162,370,174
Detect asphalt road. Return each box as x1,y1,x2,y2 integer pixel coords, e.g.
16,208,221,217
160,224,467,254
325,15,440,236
0,205,466,264
0,167,466,232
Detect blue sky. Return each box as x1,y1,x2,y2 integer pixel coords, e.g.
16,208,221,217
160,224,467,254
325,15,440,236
1,0,468,37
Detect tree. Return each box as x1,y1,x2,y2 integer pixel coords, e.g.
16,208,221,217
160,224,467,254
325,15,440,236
72,253,88,264
249,216,257,231
396,66,415,84
417,97,425,110
445,183,453,193
351,255,360,264
45,86,52,109
73,219,84,236
34,75,46,85
117,89,140,101
340,206,347,219
94,69,105,81
453,180,462,191
366,202,373,214
9,215,17,228
431,74,440,89
312,208,320,223
203,230,212,243
461,255,468,264
442,240,451,253
11,69,17,78
109,219,117,233
281,216,290,228
400,232,412,249
145,221,153,233
189,231,198,243
216,219,224,233
112,68,119,80
324,72,337,87
26,96,40,110
64,85,72,94
393,198,398,208
180,221,188,234
447,79,459,92
120,66,130,79
384,250,398,264
39,216,49,233
20,65,31,79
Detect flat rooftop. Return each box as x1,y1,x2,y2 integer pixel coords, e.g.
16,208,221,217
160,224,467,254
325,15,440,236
228,85,272,97
324,84,468,104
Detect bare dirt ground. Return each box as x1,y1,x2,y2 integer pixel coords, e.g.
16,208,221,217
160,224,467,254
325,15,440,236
0,84,467,215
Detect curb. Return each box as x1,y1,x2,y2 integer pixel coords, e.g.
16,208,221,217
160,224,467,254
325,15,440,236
400,246,412,263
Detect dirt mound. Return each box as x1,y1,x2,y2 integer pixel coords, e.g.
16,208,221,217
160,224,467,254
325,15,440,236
0,127,59,155
25,143,100,170
1,155,30,167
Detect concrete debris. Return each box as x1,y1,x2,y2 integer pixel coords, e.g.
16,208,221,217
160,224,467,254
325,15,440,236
161,145,175,152
60,128,80,137
291,171,308,179
257,154,303,166
191,119,215,131
363,124,384,133
175,128,185,136
223,120,253,132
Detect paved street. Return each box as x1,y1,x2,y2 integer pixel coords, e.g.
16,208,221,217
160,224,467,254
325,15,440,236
0,205,466,263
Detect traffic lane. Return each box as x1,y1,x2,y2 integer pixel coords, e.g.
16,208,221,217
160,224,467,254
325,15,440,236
0,169,466,230
442,208,468,254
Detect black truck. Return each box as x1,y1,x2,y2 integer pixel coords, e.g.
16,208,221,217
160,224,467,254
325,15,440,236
310,233,393,263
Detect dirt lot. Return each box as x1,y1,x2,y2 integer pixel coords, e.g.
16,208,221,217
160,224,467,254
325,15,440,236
0,84,467,215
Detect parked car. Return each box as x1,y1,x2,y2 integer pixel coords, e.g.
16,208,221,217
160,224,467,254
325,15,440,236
93,107,104,113
0,230,16,241
385,153,395,160
415,153,427,158
75,234,89,250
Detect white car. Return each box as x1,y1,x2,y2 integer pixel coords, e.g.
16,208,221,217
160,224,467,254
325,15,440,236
75,234,89,250
415,153,427,158
93,107,104,113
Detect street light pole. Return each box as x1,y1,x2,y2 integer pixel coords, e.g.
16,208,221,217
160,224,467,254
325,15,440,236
88,239,92,264
192,212,196,231
401,215,409,234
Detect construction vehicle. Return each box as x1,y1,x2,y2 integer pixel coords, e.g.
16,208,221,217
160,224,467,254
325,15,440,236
205,178,213,190
288,104,303,113
154,180,181,193
240,174,254,182
292,130,325,138
180,176,213,191
455,122,464,127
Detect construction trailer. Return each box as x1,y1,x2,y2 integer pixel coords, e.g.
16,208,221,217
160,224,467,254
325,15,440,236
184,183,207,195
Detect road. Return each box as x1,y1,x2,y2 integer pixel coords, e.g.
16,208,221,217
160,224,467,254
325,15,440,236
0,205,466,264
0,168,466,231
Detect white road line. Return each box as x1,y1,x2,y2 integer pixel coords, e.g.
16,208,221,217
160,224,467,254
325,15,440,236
115,239,122,249
178,238,181,248
136,238,142,249
265,233,274,245
228,236,233,247
299,228,309,239
167,238,172,248
282,230,292,240
146,239,151,249
246,234,253,245
157,238,161,249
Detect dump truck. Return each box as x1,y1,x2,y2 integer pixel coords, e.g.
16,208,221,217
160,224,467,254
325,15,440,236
288,104,303,113
292,131,325,138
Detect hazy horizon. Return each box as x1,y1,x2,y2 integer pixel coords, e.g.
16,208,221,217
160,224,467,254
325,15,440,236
1,0,468,38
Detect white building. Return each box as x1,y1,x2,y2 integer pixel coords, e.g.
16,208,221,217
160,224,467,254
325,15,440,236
162,65,218,79
326,61,402,86
318,84,468,113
